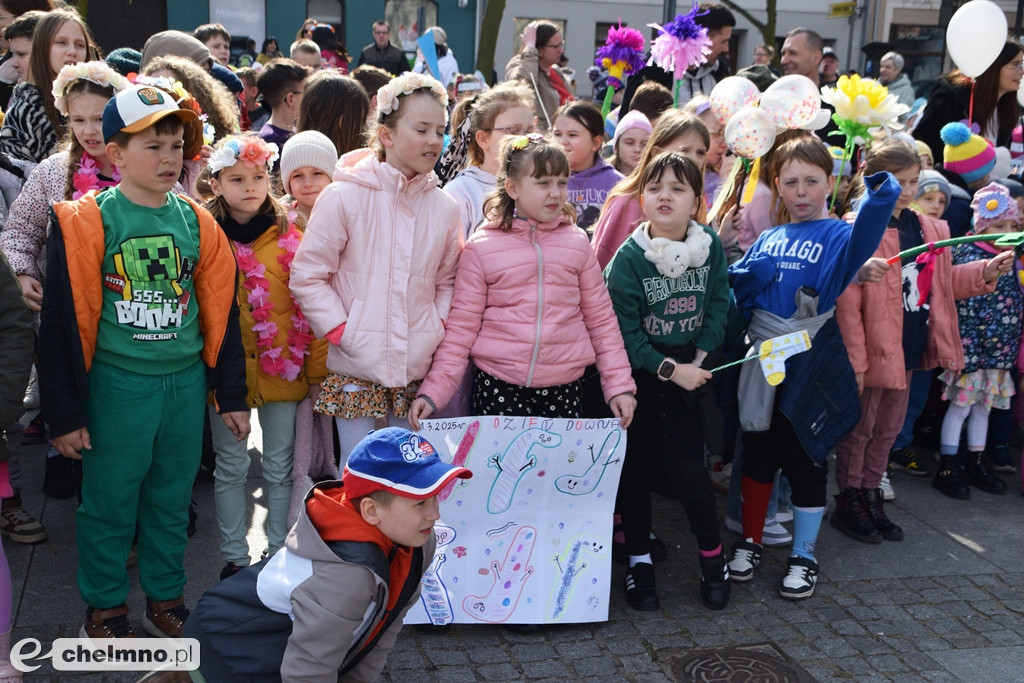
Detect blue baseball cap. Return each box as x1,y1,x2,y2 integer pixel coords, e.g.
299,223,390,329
343,428,472,500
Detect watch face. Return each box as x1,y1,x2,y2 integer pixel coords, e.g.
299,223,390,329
658,360,674,379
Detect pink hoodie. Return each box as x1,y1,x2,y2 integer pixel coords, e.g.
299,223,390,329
418,215,636,410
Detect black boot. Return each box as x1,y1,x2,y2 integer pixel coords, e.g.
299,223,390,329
965,451,1008,495
698,552,731,610
830,488,881,544
933,455,971,499
861,487,904,541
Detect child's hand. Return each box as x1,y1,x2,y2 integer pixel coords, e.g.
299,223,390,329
857,258,890,284
713,205,741,249
53,428,90,459
17,275,42,311
408,397,435,430
609,393,636,429
983,250,1015,282
221,411,251,442
670,363,712,392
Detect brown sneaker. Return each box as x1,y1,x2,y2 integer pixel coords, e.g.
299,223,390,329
80,604,136,639
142,596,189,638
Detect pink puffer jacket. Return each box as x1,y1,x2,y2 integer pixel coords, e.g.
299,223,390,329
419,215,636,410
289,149,463,388
836,212,994,390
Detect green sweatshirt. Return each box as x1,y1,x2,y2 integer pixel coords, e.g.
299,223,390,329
604,222,729,375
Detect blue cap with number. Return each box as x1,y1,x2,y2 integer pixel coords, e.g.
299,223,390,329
343,428,472,500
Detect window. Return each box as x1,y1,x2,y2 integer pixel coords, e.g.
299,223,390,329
512,17,566,54
307,0,345,39
386,0,438,52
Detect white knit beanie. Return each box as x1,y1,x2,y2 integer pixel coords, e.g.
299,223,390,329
280,130,339,195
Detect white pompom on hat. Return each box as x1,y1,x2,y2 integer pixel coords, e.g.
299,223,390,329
280,130,339,196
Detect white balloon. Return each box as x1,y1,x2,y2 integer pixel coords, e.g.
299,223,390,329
947,0,1008,79
992,145,1012,180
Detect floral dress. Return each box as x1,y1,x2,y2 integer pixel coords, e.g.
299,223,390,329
939,242,1024,410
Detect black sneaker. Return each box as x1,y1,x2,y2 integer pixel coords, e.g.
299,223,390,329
779,556,818,600
727,540,762,582
889,447,929,476
989,444,1017,473
698,553,731,610
219,562,246,580
623,562,659,611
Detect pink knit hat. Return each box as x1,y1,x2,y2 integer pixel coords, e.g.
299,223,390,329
612,110,653,149
970,182,1020,233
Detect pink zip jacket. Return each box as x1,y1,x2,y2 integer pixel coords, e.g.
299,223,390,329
418,214,636,410
289,149,463,388
836,212,994,390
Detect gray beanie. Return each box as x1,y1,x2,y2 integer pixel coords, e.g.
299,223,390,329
280,131,339,196
141,31,213,70
917,169,951,205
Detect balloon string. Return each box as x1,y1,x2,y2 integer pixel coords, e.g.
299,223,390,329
969,79,975,127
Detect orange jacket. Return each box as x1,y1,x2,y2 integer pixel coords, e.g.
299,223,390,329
39,192,247,436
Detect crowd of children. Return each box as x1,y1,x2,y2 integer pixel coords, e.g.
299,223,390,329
0,6,1022,680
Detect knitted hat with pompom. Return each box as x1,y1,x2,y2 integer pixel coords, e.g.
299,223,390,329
941,121,995,184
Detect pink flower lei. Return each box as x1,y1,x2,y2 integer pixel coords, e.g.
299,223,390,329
72,151,120,200
233,216,313,381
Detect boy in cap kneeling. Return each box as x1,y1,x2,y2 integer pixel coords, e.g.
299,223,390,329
185,427,471,682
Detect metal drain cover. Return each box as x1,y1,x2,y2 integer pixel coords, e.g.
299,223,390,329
669,642,818,682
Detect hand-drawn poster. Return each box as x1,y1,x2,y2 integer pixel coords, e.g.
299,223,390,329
404,416,626,625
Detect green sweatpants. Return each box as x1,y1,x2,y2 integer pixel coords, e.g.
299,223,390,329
77,360,206,608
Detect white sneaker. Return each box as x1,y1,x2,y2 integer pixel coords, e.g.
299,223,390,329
724,516,792,546
779,556,818,600
880,472,895,501
775,507,794,523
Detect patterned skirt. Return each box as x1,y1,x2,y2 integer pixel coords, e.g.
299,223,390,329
314,373,420,419
939,368,1015,411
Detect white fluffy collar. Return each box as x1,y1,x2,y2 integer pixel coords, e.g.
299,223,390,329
635,220,712,278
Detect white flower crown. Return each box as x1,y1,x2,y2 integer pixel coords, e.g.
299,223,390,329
376,72,449,117
52,61,130,116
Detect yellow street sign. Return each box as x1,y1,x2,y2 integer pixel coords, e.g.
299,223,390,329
828,1,858,18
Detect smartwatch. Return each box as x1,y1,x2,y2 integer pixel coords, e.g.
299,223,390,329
657,358,676,381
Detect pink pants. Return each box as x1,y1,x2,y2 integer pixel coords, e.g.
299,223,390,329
835,374,911,490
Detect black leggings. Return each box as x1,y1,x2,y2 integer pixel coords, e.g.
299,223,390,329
741,408,828,508
616,371,721,555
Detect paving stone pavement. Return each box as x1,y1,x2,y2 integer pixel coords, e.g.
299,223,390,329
7,422,1024,682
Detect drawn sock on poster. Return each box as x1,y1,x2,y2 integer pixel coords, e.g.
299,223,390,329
462,526,537,623
555,430,622,496
438,419,480,503
486,429,561,513
548,535,606,620
420,554,454,625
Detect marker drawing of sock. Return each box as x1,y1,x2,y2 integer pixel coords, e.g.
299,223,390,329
554,430,622,496
462,526,537,623
486,429,561,513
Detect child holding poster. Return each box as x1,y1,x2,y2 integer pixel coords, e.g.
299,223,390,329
603,152,731,613
408,134,636,428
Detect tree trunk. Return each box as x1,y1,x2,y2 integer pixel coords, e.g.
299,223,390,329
475,0,506,85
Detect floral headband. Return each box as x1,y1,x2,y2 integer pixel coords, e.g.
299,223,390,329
53,61,130,116
208,136,280,175
377,72,448,117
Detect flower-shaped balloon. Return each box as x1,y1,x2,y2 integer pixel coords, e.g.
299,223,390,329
647,2,711,80
595,21,645,89
820,74,910,139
